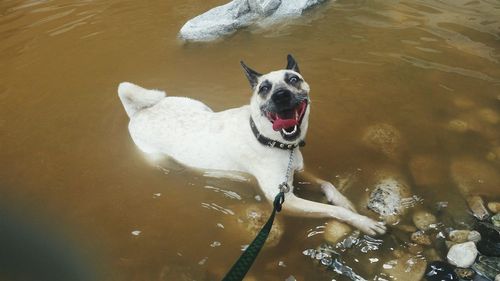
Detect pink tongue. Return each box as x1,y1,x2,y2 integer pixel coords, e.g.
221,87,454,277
272,117,298,131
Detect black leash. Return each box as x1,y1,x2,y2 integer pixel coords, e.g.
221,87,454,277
221,191,285,281
222,144,297,281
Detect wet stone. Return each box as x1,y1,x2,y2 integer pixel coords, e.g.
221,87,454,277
475,222,500,257
468,231,481,243
413,210,438,231
449,230,470,243
367,177,412,218
478,108,500,124
383,253,427,281
447,241,478,268
450,157,500,196
447,119,469,133
178,0,328,41
467,196,490,221
412,231,432,246
493,213,500,227
489,202,500,214
454,268,475,280
409,154,447,186
233,204,284,248
425,261,459,281
362,123,404,160
324,220,352,244
472,256,500,281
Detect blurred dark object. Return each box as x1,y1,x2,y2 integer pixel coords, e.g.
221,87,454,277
0,204,96,281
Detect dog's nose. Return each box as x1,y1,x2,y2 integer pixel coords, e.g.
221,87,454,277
271,89,292,105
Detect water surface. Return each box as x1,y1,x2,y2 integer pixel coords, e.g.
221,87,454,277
1,0,500,280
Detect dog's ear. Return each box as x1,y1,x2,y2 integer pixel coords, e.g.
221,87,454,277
240,61,262,89
286,54,300,73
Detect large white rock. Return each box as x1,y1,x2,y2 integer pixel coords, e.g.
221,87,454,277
179,0,328,41
446,241,478,268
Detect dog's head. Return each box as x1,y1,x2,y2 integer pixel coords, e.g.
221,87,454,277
241,55,310,143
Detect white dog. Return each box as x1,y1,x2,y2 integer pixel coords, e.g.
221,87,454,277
118,55,386,235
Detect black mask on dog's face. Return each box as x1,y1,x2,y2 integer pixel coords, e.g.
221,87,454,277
241,55,310,141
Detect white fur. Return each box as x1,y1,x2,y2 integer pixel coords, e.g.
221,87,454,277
118,72,386,235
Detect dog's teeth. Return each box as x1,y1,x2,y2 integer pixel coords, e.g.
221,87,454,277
281,125,298,135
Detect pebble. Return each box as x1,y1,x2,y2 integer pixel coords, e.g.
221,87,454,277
367,177,411,217
411,231,432,246
454,268,475,280
383,253,427,281
447,119,469,133
361,123,404,160
466,195,490,221
409,154,447,186
395,224,418,233
447,241,478,268
493,213,500,227
489,202,500,214
324,220,352,244
425,261,459,281
445,240,457,249
450,157,500,196
478,108,499,124
449,230,470,243
413,210,438,231
472,256,500,280
476,222,500,257
468,231,481,243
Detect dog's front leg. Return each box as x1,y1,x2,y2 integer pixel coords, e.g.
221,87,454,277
254,171,386,236
297,171,356,212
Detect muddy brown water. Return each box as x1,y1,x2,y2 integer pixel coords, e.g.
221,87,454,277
1,0,500,280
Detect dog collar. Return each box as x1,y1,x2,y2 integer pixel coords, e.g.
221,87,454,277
249,117,305,150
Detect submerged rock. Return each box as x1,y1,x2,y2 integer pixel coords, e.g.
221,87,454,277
409,154,448,186
425,261,459,281
476,222,500,257
361,123,404,160
468,231,482,243
493,214,500,228
450,157,500,196
383,253,427,281
367,177,412,219
231,204,284,248
324,220,352,244
411,231,432,246
472,256,500,281
467,195,490,221
179,0,328,41
454,268,475,280
448,230,470,243
413,210,438,231
446,241,478,268
489,202,500,214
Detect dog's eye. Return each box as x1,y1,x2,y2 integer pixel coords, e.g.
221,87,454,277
259,85,270,92
289,76,299,83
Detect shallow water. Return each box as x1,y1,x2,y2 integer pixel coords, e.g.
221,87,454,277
1,0,499,280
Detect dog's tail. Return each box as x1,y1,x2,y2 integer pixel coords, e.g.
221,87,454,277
118,82,166,118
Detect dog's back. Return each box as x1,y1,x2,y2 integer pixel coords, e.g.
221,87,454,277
118,82,252,171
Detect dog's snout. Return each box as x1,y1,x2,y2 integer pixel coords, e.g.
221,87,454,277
271,89,292,105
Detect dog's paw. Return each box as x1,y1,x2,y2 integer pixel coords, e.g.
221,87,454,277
349,214,387,236
321,182,357,212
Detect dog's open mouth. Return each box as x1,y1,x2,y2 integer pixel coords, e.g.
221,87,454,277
266,101,307,141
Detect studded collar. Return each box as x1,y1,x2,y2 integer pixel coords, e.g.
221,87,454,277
249,117,305,150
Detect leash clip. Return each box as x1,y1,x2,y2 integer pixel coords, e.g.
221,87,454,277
278,182,290,193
